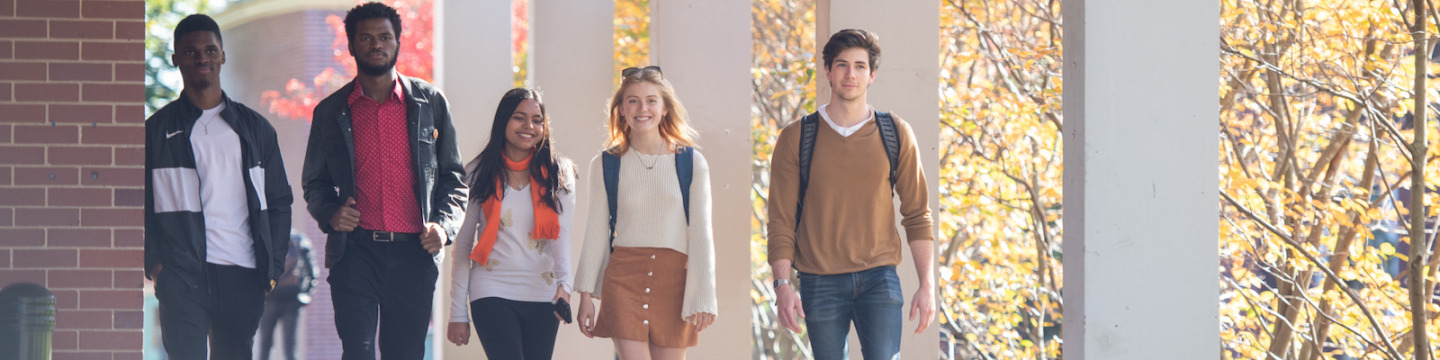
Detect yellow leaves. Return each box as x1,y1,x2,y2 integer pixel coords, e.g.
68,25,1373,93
613,0,650,84
767,88,794,101
939,1,1063,357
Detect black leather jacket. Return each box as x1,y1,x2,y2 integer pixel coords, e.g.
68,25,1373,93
301,74,468,267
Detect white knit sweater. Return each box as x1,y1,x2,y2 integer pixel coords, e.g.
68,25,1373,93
449,169,576,323
574,149,718,319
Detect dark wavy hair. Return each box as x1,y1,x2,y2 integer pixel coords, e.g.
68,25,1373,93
466,88,574,211
822,29,881,74
343,2,403,43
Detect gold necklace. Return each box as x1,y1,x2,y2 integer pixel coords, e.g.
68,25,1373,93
637,153,660,169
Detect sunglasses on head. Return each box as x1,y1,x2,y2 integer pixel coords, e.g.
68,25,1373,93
621,66,662,78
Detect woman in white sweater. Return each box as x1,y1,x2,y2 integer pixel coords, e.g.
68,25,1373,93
574,66,718,359
447,88,576,360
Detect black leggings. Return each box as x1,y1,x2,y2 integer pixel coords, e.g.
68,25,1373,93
471,297,561,360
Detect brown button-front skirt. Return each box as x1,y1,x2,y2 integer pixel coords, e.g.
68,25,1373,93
592,246,697,348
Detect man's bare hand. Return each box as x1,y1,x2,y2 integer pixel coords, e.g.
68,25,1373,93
910,286,935,334
329,197,360,232
421,222,445,254
774,283,805,333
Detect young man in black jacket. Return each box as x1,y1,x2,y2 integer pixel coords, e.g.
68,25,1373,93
301,3,467,359
143,14,293,360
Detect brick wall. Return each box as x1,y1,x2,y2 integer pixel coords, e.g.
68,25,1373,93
0,0,147,359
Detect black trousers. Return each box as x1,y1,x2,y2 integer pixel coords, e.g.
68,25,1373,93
471,297,560,360
257,298,304,360
155,263,267,360
328,234,439,360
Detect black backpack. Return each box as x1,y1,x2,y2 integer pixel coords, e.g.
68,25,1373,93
602,146,695,252
794,111,900,230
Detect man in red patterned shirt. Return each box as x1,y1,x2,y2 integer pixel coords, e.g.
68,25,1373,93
300,3,467,359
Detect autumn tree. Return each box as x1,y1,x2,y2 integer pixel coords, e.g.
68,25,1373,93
1218,0,1440,359
513,0,530,88
615,0,651,84
937,0,1063,358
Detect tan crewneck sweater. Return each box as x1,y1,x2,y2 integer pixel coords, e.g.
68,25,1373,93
766,113,933,275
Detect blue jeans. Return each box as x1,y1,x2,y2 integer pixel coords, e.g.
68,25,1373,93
799,265,904,360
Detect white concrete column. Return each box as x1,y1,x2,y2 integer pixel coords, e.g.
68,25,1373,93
1060,1,1218,359
531,0,614,159
435,0,513,160
435,0,513,358
649,0,752,358
818,1,941,359
531,0,615,358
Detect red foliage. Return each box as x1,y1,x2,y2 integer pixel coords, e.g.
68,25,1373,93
262,0,435,121
513,0,527,54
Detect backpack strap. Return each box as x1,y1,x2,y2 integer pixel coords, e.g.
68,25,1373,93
602,150,621,252
874,111,900,188
796,113,820,231
676,146,694,224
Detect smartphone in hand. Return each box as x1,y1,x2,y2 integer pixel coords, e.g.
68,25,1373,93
554,298,573,324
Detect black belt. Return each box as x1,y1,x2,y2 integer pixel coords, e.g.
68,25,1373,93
353,229,421,242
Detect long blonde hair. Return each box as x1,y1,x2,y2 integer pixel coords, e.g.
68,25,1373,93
604,67,699,155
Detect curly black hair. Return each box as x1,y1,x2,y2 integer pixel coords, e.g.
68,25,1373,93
343,2,402,42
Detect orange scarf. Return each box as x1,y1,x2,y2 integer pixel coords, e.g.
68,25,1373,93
470,152,561,265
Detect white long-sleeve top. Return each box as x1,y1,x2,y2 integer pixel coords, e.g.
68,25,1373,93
574,150,717,320
449,171,576,323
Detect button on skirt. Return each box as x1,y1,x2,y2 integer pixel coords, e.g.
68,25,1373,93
592,246,698,348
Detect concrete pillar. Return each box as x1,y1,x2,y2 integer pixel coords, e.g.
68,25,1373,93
435,0,513,160
817,1,941,359
1060,1,1218,359
650,0,752,358
531,0,615,358
435,0,514,358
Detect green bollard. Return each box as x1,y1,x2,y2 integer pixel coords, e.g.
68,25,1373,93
0,282,55,360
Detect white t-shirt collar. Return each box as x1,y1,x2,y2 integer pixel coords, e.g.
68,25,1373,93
818,103,874,137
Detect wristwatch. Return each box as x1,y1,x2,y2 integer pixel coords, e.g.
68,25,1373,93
773,278,792,289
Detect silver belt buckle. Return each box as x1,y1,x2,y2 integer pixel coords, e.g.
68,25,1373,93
371,231,394,242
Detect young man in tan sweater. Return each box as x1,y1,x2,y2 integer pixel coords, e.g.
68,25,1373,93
766,29,935,359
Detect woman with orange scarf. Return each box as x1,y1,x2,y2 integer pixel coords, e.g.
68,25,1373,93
446,88,576,360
